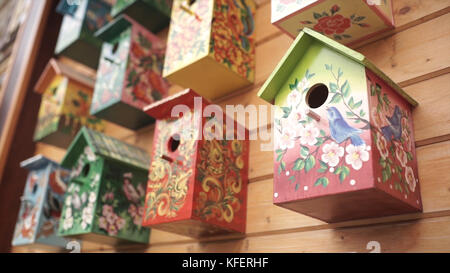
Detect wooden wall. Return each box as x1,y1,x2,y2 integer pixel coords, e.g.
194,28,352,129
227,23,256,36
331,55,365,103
12,0,450,253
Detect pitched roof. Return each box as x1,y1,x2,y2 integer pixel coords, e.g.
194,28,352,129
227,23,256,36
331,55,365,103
258,27,418,107
34,58,95,94
20,154,60,170
61,127,150,171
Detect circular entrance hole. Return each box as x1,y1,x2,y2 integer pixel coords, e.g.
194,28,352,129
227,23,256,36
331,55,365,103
81,163,90,178
168,134,181,152
306,83,329,109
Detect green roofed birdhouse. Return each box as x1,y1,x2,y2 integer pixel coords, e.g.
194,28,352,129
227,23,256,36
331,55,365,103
163,0,256,100
90,15,170,130
110,0,172,32
12,155,71,250
58,127,151,245
142,89,249,238
258,28,421,223
34,58,104,149
55,0,112,69
271,0,394,46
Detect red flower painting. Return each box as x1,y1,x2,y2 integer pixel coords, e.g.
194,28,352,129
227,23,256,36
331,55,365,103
313,14,351,35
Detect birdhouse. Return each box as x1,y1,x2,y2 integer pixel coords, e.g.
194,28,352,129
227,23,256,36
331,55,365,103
163,0,256,100
12,155,71,250
90,15,170,130
110,0,172,32
55,0,112,69
142,89,249,237
58,127,151,244
258,28,421,223
271,0,394,46
33,58,104,149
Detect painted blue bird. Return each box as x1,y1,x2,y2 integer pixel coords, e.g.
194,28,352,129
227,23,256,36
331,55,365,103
381,105,402,141
326,106,365,146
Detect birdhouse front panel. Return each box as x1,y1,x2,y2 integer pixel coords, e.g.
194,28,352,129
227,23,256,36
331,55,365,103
366,68,422,211
110,0,172,32
163,0,256,100
142,89,249,237
91,15,169,130
259,28,421,222
271,0,394,46
58,128,150,244
34,64,104,149
55,0,112,69
12,155,71,249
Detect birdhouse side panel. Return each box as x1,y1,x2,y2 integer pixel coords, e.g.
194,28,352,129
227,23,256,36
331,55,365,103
62,81,104,136
273,42,374,205
59,147,103,237
90,30,130,115
192,136,249,234
273,0,393,45
35,165,71,247
92,160,150,243
34,76,67,141
121,22,170,109
366,68,422,210
208,0,256,83
143,112,199,226
12,167,48,246
54,0,86,55
162,0,214,77
271,0,318,24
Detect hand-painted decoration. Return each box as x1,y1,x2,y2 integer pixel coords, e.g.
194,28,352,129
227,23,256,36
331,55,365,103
91,15,170,130
163,0,256,100
12,155,72,250
33,59,104,149
58,127,151,244
258,28,421,223
110,0,172,32
55,0,112,69
271,0,394,46
142,89,249,237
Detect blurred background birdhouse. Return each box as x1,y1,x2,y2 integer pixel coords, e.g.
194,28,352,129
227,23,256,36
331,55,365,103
110,0,172,32
12,155,71,250
90,15,170,130
55,0,113,69
142,89,249,237
271,0,394,46
163,0,256,100
258,28,421,223
57,127,151,244
33,58,104,149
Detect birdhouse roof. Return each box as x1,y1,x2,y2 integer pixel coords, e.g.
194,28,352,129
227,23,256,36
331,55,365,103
34,58,95,94
144,88,210,120
61,127,150,171
258,27,418,107
20,154,59,170
95,14,133,42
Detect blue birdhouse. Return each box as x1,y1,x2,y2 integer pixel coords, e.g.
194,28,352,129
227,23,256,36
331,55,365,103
258,28,422,223
12,155,72,250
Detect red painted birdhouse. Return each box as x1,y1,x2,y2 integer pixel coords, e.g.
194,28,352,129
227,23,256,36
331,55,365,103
258,28,422,223
142,89,249,237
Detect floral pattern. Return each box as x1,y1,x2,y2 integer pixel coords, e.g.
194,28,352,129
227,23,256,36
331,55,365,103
194,138,246,224
368,75,418,196
144,111,197,220
300,5,370,41
35,76,104,142
275,65,370,190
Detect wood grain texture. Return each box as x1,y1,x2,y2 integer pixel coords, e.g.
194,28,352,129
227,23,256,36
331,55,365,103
9,1,450,253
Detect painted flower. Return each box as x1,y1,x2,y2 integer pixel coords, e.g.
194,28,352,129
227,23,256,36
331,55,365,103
81,205,94,230
88,192,96,203
345,144,370,170
65,207,72,218
395,143,408,167
84,146,96,162
405,166,416,192
62,216,73,231
128,204,137,218
403,129,413,151
98,216,107,230
376,132,389,159
116,217,126,230
102,204,113,217
295,77,310,93
287,90,302,107
371,108,383,127
279,127,296,150
299,124,319,146
65,195,72,206
107,224,118,236
313,14,351,35
321,142,344,167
